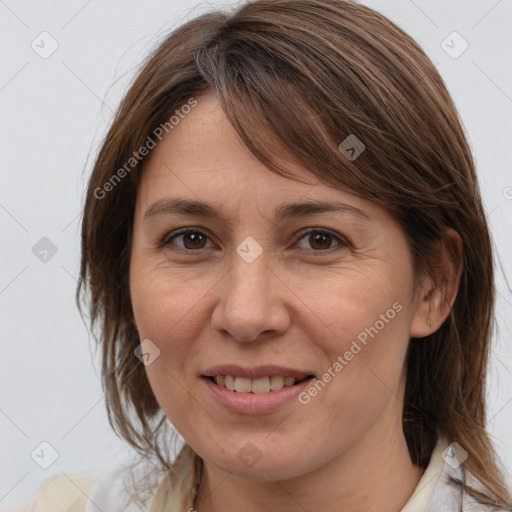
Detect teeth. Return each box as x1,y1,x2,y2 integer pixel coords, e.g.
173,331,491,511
213,375,302,393
251,377,271,394
234,377,252,393
270,375,284,390
224,375,235,391
283,376,295,386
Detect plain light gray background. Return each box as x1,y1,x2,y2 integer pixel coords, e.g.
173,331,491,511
1,0,511,509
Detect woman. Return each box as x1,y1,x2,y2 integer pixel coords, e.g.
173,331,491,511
28,0,511,510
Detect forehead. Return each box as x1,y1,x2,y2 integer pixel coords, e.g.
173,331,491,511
135,92,379,224
141,92,315,186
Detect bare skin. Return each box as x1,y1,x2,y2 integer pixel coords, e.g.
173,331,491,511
129,92,462,512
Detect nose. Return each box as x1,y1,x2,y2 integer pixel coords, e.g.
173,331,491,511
210,248,292,343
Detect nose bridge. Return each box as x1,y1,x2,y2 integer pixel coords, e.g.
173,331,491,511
229,232,272,298
211,241,290,342
228,245,272,318
231,242,269,297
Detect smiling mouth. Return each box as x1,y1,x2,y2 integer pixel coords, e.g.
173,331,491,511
205,375,315,393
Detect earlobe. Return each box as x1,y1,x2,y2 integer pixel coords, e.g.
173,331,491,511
410,281,435,338
410,228,463,339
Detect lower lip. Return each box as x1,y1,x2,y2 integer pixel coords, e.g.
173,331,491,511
201,376,314,415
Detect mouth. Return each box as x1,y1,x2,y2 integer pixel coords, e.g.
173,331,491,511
201,364,316,393
200,365,317,414
203,374,315,393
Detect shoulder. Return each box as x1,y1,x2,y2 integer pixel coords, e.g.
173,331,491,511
27,467,145,512
148,444,202,512
26,445,202,512
27,472,98,512
424,440,510,512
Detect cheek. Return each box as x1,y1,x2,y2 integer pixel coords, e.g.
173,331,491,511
130,270,204,426
130,256,207,346
294,261,411,352
300,266,412,410
129,268,204,420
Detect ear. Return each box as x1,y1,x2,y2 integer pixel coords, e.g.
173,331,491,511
410,227,463,338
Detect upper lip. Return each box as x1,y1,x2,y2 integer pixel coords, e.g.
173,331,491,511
202,364,315,380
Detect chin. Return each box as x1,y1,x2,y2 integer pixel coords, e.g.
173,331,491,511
199,439,320,482
219,456,309,482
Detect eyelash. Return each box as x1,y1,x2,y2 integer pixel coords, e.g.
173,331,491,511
159,227,349,255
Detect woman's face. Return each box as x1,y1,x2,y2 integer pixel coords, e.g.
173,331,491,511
130,92,426,481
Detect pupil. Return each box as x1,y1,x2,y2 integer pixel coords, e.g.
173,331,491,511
184,232,205,249
310,233,331,250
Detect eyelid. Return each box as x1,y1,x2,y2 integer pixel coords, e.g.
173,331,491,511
292,227,350,252
160,227,350,253
159,227,216,250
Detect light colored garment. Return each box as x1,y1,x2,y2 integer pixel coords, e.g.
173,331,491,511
25,437,503,512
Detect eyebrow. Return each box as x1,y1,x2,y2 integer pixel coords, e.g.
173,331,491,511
143,197,373,225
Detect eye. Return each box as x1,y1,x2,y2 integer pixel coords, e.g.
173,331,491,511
161,228,213,251
294,228,348,253
160,227,349,254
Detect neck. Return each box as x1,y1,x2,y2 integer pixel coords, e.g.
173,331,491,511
193,423,425,512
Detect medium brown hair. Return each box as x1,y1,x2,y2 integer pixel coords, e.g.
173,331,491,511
78,0,511,508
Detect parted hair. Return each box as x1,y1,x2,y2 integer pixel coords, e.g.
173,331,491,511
77,0,511,508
